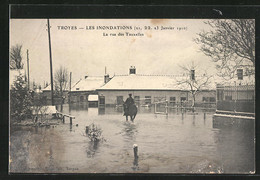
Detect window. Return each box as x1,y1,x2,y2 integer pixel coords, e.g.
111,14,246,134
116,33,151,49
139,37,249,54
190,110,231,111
217,90,224,101
225,96,232,101
99,96,105,105
180,97,186,102
76,88,80,90
116,96,124,105
210,97,216,102
145,96,151,104
180,97,187,105
154,97,166,103
80,96,84,102
202,97,210,102
169,97,176,106
134,96,140,104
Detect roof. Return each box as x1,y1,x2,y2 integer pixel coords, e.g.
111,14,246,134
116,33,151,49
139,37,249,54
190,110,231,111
215,75,255,86
97,74,216,91
42,84,69,91
71,76,104,92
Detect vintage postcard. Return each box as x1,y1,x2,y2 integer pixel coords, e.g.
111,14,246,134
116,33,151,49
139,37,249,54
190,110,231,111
9,18,255,173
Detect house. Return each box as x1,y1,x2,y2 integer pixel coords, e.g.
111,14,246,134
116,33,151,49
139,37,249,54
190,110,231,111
69,76,106,103
96,66,216,107
42,84,69,105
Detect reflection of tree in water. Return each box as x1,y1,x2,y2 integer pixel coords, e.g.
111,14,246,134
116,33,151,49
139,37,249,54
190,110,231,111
9,130,31,172
192,114,196,126
45,145,55,172
86,141,100,158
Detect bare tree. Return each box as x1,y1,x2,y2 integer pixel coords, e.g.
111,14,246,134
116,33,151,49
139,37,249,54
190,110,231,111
54,66,69,98
10,44,24,69
194,19,255,80
176,62,213,111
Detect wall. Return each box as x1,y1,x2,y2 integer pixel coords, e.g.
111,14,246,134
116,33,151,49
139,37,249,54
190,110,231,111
69,91,98,103
97,90,216,106
42,90,69,104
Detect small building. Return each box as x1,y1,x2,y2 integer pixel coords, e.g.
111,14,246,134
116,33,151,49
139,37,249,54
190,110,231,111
69,76,105,104
97,67,216,107
215,74,255,117
42,85,69,105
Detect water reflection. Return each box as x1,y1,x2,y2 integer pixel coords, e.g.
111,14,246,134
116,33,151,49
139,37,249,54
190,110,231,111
98,107,105,115
213,116,254,173
68,102,88,111
132,156,139,171
86,141,100,158
192,114,196,126
10,104,255,173
122,122,138,141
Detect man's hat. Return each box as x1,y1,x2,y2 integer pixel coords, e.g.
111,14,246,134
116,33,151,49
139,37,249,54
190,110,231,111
129,93,132,96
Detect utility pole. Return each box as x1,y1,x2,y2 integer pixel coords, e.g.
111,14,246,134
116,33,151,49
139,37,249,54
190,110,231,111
69,72,72,104
27,49,30,90
47,19,54,105
70,72,72,91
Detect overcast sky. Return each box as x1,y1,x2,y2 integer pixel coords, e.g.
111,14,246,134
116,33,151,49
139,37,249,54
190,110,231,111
10,19,216,86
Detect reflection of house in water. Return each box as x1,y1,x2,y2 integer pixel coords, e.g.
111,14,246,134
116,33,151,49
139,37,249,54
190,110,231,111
214,72,255,119
69,76,106,105
97,66,216,107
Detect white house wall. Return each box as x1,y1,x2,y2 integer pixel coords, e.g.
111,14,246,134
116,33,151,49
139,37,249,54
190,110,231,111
98,90,216,105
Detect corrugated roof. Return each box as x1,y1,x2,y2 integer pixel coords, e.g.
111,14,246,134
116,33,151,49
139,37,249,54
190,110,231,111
71,76,104,92
97,74,216,91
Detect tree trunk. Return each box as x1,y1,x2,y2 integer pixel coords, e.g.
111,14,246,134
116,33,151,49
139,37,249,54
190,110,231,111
192,94,196,112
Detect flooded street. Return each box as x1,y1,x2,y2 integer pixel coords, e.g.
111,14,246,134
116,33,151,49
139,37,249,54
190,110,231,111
10,104,255,174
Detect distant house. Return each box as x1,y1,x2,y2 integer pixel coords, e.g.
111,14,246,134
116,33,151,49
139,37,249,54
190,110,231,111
97,66,216,107
42,84,69,105
69,76,106,104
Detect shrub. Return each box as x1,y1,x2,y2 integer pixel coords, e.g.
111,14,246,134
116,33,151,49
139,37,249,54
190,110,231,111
85,123,104,142
10,74,32,122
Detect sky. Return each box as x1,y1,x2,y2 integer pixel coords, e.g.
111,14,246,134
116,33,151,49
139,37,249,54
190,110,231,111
10,19,216,86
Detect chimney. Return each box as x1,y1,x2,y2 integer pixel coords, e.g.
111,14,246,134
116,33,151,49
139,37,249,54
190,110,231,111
129,66,136,74
190,69,195,80
104,74,110,83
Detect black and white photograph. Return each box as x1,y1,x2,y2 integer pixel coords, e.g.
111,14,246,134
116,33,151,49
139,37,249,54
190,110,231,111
9,18,255,174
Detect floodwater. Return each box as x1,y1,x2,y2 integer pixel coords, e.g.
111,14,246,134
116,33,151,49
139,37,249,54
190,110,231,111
9,103,255,174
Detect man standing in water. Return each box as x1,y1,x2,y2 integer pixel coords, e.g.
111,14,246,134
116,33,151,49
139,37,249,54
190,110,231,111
124,94,135,116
